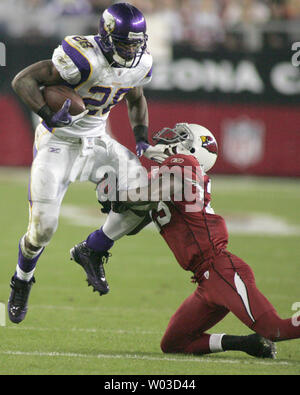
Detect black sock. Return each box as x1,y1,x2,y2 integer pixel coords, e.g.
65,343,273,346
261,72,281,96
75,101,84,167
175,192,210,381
221,335,249,352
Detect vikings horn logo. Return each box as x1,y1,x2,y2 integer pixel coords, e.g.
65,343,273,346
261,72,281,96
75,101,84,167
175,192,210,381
103,10,116,34
201,136,218,154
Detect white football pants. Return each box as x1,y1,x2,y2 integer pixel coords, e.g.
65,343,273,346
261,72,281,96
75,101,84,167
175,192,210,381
26,124,146,247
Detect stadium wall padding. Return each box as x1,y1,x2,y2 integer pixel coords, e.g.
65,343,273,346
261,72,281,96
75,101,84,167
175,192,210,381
110,101,300,177
1,94,300,176
0,37,299,176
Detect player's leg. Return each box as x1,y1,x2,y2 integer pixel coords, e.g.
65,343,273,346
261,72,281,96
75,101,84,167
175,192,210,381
17,128,73,279
70,136,148,294
69,141,114,294
87,135,149,248
160,288,228,355
17,200,62,277
209,252,300,342
8,127,72,323
161,286,276,358
70,204,147,294
8,199,64,323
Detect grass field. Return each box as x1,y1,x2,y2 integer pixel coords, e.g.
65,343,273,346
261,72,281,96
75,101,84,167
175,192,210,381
0,167,300,376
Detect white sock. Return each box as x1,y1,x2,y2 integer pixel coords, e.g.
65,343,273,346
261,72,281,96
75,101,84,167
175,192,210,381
16,266,35,282
17,236,41,282
209,334,226,353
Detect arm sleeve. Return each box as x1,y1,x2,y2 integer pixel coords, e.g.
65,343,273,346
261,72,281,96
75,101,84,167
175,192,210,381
135,53,153,87
52,45,81,85
135,66,153,87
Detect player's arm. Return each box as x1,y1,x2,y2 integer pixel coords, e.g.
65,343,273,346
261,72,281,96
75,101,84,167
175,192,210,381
12,60,63,114
113,171,183,214
125,89,172,162
125,87,149,156
114,159,203,213
12,60,87,127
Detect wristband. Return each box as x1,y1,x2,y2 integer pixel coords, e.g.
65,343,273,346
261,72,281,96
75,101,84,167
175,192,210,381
133,125,149,143
37,104,55,127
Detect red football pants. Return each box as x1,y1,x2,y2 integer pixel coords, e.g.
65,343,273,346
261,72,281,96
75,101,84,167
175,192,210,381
161,251,300,354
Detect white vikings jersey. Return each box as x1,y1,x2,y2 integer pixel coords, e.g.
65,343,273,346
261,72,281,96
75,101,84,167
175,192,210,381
44,35,153,138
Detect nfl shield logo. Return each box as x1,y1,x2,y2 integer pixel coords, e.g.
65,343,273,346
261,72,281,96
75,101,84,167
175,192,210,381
222,118,265,168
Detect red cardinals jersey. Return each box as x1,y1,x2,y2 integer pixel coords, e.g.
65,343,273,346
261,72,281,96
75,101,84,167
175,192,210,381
150,154,228,280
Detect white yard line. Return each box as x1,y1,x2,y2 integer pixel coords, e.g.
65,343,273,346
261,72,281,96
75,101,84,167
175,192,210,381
0,349,297,368
59,204,300,236
2,326,299,367
2,166,299,236
28,303,174,314
4,325,160,336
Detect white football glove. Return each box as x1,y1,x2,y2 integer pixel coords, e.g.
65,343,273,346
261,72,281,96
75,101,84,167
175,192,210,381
143,144,169,164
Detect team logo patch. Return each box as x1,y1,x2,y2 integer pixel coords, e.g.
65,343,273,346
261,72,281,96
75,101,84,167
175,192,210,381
170,157,185,164
201,136,218,154
103,10,116,34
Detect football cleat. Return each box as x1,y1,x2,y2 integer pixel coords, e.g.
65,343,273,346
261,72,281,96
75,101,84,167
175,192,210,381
243,334,277,359
8,276,35,324
70,241,110,295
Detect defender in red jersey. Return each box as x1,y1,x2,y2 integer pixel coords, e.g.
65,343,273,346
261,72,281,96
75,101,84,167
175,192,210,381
145,151,281,357
150,154,228,280
72,123,300,358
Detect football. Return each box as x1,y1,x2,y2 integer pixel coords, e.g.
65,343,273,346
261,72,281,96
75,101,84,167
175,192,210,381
42,85,86,116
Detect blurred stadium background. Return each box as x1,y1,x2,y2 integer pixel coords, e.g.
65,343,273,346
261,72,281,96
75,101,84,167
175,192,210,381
1,0,300,174
0,0,300,375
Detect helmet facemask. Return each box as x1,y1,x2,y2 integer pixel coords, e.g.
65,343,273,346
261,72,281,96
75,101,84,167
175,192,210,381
152,123,218,172
152,123,194,157
110,33,147,68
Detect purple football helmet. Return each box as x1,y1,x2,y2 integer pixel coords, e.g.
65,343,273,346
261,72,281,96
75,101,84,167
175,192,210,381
99,3,148,68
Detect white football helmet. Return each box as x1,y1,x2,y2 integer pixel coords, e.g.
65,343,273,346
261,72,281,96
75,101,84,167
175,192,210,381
149,123,218,172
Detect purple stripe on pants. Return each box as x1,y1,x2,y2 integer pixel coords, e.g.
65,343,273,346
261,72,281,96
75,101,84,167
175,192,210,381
146,66,153,78
42,120,53,133
28,144,38,207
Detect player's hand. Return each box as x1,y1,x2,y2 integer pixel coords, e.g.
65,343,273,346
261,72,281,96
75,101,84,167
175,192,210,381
143,144,169,163
50,99,88,128
136,141,150,157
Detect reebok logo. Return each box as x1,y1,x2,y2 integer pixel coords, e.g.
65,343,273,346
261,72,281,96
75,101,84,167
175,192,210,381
48,147,61,154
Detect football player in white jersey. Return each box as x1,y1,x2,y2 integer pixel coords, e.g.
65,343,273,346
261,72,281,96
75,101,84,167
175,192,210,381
8,3,155,324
